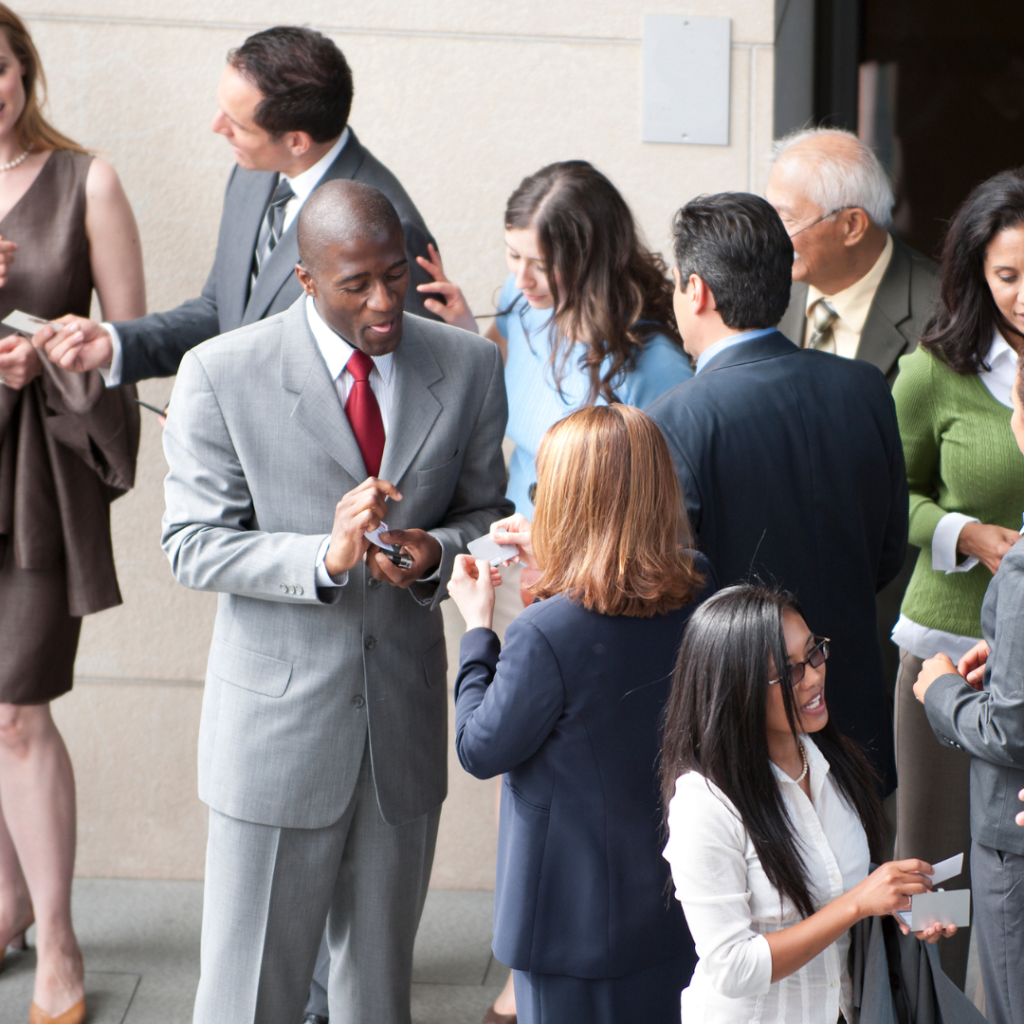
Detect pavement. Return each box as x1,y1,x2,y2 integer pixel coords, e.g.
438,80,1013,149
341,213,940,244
0,881,506,1024
0,878,984,1023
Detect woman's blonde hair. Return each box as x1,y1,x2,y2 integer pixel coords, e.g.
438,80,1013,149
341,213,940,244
530,404,703,617
0,5,86,154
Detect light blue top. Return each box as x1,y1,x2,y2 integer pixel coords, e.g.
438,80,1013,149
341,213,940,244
694,328,778,374
495,274,693,517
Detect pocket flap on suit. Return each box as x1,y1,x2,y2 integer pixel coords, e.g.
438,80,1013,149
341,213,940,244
207,639,292,698
417,455,460,489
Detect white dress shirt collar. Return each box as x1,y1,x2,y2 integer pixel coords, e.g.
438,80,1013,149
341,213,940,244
979,327,1019,409
283,127,349,206
694,327,778,374
304,293,394,387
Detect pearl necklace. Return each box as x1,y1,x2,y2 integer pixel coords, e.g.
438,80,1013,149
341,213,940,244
0,148,30,173
795,740,809,783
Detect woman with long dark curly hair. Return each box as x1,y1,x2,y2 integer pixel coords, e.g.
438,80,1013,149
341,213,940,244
661,584,953,1022
413,158,691,521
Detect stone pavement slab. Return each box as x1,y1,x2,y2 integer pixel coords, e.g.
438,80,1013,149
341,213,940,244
0,880,502,1024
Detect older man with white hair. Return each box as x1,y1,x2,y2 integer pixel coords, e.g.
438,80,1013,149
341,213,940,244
769,127,937,386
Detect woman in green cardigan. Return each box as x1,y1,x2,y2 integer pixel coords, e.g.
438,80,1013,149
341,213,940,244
891,168,1024,988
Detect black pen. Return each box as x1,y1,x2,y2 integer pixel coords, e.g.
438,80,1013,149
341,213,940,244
135,398,169,416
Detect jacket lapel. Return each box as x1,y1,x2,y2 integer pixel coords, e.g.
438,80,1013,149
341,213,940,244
378,316,442,488
226,169,276,329
242,135,369,326
280,300,368,483
856,237,913,377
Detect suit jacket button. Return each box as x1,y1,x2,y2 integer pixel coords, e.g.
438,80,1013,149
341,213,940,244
279,584,288,593
295,585,304,596
368,577,381,590
351,694,365,708
364,636,376,649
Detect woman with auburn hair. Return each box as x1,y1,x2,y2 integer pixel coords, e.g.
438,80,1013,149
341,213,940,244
422,165,692,1021
661,585,955,1024
0,6,144,1024
447,405,713,1024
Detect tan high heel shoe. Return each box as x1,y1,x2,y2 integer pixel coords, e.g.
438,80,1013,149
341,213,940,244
28,998,86,1024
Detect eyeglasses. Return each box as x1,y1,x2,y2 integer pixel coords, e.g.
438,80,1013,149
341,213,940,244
786,207,855,239
769,637,830,686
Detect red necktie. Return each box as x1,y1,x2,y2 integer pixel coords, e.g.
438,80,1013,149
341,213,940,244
344,349,386,479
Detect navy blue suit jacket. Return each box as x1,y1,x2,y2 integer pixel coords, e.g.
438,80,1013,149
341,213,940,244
646,332,907,793
454,557,714,980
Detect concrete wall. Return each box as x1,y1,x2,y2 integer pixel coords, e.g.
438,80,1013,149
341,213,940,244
20,0,776,885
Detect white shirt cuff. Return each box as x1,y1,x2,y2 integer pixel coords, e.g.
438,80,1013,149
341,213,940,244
98,322,123,388
315,536,348,587
932,512,980,573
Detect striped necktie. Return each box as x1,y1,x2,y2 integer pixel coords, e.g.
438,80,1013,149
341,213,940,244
251,177,295,286
807,298,839,352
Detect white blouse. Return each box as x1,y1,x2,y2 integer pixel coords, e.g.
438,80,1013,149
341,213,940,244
663,736,870,1023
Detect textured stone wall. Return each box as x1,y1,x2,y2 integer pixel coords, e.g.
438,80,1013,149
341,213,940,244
18,1,776,882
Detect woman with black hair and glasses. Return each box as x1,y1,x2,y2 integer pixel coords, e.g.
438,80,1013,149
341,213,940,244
661,584,954,1023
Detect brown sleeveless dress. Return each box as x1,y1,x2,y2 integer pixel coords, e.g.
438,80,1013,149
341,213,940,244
0,150,140,704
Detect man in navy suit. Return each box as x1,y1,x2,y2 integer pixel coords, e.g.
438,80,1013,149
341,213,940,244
646,193,906,794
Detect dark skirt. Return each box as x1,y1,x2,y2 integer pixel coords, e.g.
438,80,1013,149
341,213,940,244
0,539,80,704
512,952,691,1024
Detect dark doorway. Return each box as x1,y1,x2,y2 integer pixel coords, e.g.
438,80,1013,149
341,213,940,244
857,1,1024,258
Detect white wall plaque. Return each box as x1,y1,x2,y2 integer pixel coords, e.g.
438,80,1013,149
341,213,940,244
642,14,731,146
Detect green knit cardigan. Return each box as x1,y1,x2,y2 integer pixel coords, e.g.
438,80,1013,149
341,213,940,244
893,345,1024,638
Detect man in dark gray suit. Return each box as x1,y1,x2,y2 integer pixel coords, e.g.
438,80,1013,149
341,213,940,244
36,26,439,386
767,127,938,703
162,180,511,1024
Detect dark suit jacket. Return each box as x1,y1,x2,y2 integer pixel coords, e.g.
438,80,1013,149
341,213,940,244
778,235,939,386
646,333,907,793
849,913,986,1023
453,557,715,979
115,129,438,385
925,540,1024,856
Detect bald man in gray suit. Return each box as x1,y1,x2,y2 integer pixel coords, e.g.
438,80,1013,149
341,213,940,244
161,180,511,1024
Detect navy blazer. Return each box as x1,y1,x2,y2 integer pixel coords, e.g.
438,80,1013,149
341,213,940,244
646,333,907,792
925,539,1024,855
454,556,714,980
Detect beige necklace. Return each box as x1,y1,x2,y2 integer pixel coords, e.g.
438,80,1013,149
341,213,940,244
795,740,809,784
0,147,30,173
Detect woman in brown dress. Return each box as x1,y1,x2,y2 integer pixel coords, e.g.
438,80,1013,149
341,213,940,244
0,8,144,1023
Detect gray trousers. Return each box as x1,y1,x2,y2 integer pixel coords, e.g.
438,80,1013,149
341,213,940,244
195,746,440,1024
893,647,973,989
306,563,525,1021
972,840,1024,1024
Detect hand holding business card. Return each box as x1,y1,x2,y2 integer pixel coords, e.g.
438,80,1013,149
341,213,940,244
896,852,970,932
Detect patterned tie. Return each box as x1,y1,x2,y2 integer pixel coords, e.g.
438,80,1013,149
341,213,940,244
807,298,839,352
344,349,386,479
251,177,295,286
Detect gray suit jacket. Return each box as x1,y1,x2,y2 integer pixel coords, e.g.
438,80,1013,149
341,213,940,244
924,539,1024,855
116,130,438,385
777,236,938,386
161,299,512,829
848,913,985,1023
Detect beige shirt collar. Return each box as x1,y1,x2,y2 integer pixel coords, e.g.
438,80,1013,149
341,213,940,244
804,234,894,358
